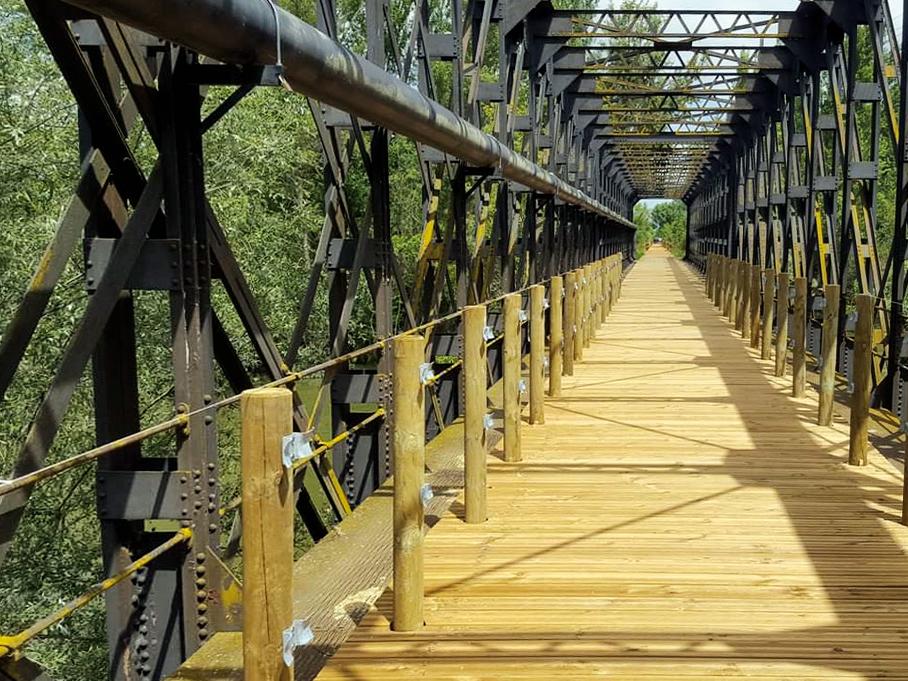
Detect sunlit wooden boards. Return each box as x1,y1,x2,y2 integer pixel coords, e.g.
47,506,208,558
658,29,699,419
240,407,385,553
317,247,908,680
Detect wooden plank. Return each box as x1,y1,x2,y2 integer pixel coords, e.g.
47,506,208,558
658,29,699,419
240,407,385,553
169,407,504,680
317,246,908,680
240,388,294,681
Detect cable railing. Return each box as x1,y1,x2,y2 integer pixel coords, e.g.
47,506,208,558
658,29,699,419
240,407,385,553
0,253,628,661
704,253,905,476
233,253,625,675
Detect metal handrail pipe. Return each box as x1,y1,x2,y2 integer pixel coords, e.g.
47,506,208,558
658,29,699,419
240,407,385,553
64,0,635,229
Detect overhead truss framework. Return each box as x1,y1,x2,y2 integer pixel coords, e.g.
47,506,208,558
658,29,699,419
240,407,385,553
0,0,904,680
1,0,637,679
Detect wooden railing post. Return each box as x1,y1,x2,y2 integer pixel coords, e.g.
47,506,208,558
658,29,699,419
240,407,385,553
241,387,294,681
463,305,487,524
727,259,737,322
792,277,807,397
775,272,790,377
574,270,585,362
849,294,873,466
722,258,731,318
589,263,598,332
705,254,712,296
583,264,593,347
729,260,737,324
503,292,522,462
563,271,576,376
718,257,725,312
740,262,751,338
716,256,723,305
710,255,718,301
617,256,623,297
761,269,774,361
549,276,563,397
732,261,742,327
818,284,841,426
529,284,545,425
750,265,761,349
595,262,605,328
391,334,426,631
601,260,608,322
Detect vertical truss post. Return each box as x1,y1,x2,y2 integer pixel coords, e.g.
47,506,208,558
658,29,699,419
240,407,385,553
887,8,908,413
159,53,221,661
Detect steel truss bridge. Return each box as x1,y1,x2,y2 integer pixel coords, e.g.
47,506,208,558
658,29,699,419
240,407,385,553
0,0,907,679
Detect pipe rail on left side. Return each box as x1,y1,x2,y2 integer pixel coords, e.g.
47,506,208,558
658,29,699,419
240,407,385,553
59,0,635,230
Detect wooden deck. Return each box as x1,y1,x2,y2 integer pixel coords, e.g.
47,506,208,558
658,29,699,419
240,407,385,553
318,248,908,680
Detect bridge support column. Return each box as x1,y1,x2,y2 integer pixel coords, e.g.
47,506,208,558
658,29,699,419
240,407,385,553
241,387,294,681
818,284,841,426
849,294,873,466
761,269,774,361
463,305,487,524
392,335,426,631
727,260,738,323
775,273,790,377
529,285,545,425
792,277,807,397
503,293,522,463
549,276,563,397
563,271,576,376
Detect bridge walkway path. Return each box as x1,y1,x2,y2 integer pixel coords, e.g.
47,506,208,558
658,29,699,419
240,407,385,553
318,247,908,679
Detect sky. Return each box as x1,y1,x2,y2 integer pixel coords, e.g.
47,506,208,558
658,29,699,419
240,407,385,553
639,0,902,34
630,0,903,207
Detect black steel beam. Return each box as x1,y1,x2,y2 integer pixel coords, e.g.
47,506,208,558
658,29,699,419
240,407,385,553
61,0,633,228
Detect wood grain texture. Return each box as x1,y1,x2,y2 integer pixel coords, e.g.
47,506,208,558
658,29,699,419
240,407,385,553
849,295,873,467
503,293,522,463
563,271,576,377
463,305,487,524
318,247,908,680
819,284,841,426
548,276,563,398
529,285,545,425
391,335,426,631
774,272,789,378
241,388,294,681
793,277,807,397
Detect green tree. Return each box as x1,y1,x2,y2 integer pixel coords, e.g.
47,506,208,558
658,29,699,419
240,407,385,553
633,202,653,258
651,200,687,258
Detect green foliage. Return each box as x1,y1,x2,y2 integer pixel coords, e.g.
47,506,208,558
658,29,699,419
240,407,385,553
0,0,902,679
651,201,687,258
0,0,439,671
633,203,654,258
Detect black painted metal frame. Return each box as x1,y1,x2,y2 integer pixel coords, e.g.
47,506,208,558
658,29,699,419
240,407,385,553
0,1,636,678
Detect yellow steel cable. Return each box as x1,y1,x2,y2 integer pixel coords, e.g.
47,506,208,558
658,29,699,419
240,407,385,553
0,529,191,659
0,414,189,498
2,260,618,493
219,407,387,516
